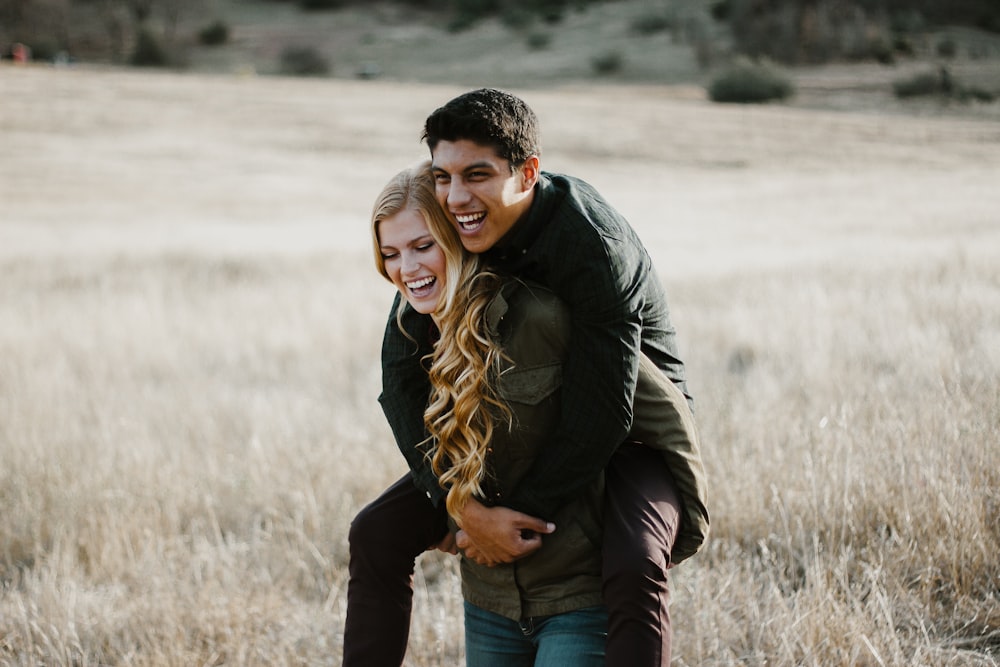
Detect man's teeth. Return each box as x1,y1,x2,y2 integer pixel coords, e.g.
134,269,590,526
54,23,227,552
455,212,485,229
407,277,435,290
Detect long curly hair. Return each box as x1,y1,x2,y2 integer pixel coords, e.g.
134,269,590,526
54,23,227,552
371,162,511,521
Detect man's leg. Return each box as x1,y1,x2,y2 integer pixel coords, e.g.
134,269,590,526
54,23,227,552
602,442,682,667
343,474,449,667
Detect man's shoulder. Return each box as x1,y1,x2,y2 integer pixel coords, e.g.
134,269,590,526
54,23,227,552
540,171,603,207
536,172,642,262
539,171,628,234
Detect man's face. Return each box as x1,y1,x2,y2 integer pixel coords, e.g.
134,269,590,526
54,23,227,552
430,139,538,254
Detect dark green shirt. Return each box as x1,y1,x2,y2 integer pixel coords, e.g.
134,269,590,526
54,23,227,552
378,171,689,518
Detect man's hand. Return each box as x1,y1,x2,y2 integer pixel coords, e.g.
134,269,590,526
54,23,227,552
455,498,555,567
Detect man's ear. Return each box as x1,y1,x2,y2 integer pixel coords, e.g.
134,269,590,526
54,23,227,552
519,155,540,192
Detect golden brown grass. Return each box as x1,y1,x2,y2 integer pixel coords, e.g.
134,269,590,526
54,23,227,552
1,64,999,665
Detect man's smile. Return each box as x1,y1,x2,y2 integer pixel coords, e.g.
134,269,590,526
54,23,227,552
454,211,487,231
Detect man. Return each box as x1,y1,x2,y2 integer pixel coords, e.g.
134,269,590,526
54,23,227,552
344,88,708,666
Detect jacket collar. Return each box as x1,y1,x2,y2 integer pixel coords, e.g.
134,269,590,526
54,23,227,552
484,172,557,263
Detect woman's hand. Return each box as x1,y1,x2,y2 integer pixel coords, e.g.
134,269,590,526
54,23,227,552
455,498,555,566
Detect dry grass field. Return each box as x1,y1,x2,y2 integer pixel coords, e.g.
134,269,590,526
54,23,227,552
2,61,1000,666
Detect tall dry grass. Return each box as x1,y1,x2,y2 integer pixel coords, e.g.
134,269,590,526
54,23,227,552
1,65,999,665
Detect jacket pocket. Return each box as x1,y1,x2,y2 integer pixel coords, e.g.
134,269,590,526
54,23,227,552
498,362,562,406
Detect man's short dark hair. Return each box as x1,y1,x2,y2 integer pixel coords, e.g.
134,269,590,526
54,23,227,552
422,88,541,169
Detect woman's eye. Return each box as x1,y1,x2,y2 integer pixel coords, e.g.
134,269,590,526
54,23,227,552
381,252,398,260
417,242,435,251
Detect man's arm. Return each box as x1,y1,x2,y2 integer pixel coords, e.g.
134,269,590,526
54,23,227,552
503,223,678,519
453,498,554,566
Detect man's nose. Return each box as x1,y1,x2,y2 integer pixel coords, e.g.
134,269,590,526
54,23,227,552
447,179,471,207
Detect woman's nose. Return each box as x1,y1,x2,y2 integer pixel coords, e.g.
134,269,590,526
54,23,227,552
400,250,419,274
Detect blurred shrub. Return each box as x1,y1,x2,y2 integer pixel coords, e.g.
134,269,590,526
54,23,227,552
892,69,945,98
502,7,535,30
710,0,731,22
298,0,341,9
630,13,673,36
590,50,624,75
198,21,230,46
130,28,169,67
893,67,996,103
443,0,575,31
957,86,996,102
447,0,499,32
525,30,552,50
26,39,59,62
892,35,915,57
280,45,330,76
889,8,925,34
936,37,957,58
708,59,793,103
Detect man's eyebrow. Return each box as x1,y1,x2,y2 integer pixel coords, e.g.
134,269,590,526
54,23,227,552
462,161,496,172
431,161,497,173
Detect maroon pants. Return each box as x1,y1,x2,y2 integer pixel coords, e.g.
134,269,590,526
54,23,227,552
342,443,681,666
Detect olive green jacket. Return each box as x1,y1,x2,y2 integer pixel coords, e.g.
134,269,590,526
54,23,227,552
457,280,709,621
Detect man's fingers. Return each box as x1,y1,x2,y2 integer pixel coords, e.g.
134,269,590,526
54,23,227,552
455,529,470,550
516,517,556,534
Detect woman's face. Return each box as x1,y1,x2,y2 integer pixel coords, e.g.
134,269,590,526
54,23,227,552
377,207,447,315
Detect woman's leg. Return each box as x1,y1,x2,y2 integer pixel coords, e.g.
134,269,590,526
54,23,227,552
342,474,449,667
532,606,608,667
602,442,682,667
463,602,535,667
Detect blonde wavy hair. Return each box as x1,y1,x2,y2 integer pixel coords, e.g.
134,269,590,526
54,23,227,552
371,162,511,521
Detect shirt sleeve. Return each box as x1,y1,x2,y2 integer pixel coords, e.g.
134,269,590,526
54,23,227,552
377,292,446,504
503,229,645,518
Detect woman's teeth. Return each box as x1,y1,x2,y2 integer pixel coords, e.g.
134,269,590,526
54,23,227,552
407,277,435,290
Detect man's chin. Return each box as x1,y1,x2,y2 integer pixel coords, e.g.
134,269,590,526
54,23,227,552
458,229,494,253
460,237,494,254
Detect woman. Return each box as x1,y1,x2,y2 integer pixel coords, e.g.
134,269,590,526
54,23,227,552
364,162,707,666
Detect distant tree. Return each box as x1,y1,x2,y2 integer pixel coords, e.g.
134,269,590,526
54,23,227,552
85,0,192,63
161,0,195,44
198,20,229,46
280,45,330,75
298,0,341,9
0,0,72,57
130,25,167,65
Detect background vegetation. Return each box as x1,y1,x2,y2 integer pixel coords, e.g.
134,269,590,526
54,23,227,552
2,64,999,664
3,0,998,112
2,0,999,75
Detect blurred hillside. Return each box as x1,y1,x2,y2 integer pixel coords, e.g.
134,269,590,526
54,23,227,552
2,0,999,115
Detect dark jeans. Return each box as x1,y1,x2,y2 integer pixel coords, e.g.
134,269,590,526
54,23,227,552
464,602,608,667
342,443,681,667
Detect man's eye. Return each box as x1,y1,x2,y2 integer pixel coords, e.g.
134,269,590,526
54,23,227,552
434,173,450,183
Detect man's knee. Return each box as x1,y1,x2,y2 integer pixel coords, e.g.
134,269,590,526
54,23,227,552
604,546,669,590
349,500,394,555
